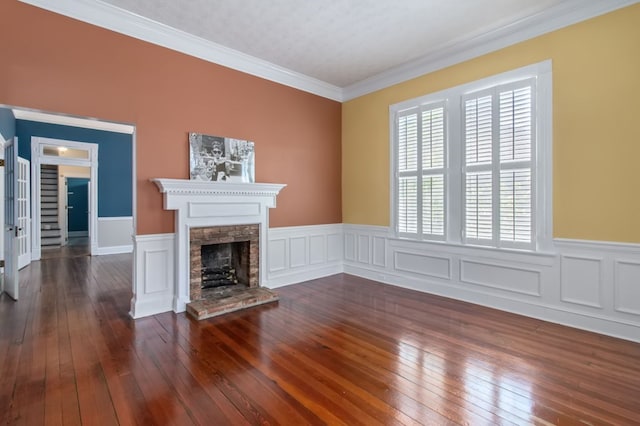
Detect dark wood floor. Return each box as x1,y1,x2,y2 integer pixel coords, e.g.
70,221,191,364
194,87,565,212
1,254,639,425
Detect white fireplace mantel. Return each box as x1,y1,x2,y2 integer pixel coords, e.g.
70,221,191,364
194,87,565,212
151,178,286,313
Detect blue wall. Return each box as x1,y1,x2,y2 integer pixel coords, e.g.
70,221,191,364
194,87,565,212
0,107,15,140
16,120,132,217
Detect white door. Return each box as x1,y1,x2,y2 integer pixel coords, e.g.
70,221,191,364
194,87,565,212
4,137,19,300
17,157,31,269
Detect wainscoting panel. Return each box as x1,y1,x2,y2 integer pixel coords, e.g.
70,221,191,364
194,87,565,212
344,232,356,262
614,260,640,315
344,226,640,342
268,238,287,273
373,236,387,267
289,236,307,268
131,233,175,319
395,251,450,280
357,235,370,264
328,233,343,262
309,235,325,265
460,259,540,296
560,255,603,308
96,216,133,255
266,224,344,288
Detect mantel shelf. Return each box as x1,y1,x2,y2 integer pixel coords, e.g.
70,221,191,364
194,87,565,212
151,178,286,197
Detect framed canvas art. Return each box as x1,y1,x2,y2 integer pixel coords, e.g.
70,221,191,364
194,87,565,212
189,132,255,183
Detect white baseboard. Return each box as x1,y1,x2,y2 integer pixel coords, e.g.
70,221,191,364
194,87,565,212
94,244,133,255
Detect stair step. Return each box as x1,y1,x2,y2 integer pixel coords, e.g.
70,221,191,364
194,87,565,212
41,229,61,238
41,185,58,192
42,203,58,210
42,237,62,246
41,196,57,203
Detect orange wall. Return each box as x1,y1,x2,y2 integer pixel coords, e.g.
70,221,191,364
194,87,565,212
0,1,342,235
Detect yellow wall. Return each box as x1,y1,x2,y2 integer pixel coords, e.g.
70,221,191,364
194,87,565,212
342,4,640,243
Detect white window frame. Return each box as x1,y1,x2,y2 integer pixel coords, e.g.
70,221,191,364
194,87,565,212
395,102,447,241
390,60,553,253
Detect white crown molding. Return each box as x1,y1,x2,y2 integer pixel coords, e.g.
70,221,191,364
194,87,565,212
341,0,639,100
12,108,135,134
18,0,343,102
18,0,638,103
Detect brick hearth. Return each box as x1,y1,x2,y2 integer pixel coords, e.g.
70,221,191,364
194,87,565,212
187,224,278,320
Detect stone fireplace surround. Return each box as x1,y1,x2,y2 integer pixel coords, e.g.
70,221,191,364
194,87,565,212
152,179,286,318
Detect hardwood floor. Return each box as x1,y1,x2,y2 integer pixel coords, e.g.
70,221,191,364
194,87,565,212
1,254,639,425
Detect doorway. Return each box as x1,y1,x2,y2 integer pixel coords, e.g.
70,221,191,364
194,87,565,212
30,137,97,261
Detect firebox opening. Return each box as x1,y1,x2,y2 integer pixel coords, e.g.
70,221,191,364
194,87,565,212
201,241,250,290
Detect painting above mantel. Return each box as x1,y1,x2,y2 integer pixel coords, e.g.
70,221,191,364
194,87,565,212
189,132,255,183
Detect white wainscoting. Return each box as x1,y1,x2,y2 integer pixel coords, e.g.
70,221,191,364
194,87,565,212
129,223,640,341
266,224,344,288
96,216,134,255
343,225,640,343
130,224,344,318
131,233,175,319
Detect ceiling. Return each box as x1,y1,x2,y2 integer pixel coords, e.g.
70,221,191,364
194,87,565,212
18,0,639,100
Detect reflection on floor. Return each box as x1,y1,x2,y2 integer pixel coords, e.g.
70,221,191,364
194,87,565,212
40,236,90,259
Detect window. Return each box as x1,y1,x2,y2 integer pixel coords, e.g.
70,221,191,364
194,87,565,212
392,61,552,251
397,103,445,239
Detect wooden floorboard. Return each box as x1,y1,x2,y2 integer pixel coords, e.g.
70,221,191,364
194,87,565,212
1,254,639,425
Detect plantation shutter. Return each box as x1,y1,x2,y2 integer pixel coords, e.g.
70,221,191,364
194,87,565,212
397,112,418,234
396,103,446,239
421,106,445,237
463,80,535,248
463,93,494,242
499,83,534,246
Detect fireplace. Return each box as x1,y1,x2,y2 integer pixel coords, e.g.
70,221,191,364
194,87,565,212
150,179,286,320
189,224,259,299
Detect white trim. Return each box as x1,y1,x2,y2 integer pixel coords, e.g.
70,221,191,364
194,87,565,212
152,178,286,313
97,216,133,221
342,0,638,100
390,61,553,253
94,244,133,255
130,223,640,341
97,216,133,249
17,0,342,102
131,233,175,319
18,0,635,102
555,238,640,253
343,224,640,343
266,224,344,288
30,137,98,260
13,108,134,134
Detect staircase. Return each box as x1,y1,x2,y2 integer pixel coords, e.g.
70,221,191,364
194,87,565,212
41,165,62,248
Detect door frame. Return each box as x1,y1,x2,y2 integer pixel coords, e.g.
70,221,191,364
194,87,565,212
0,136,5,294
3,136,19,299
17,157,31,269
31,137,98,260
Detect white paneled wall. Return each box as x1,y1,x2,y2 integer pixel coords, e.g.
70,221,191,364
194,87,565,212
343,225,640,342
130,223,640,341
96,216,134,255
131,233,174,318
267,224,343,288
